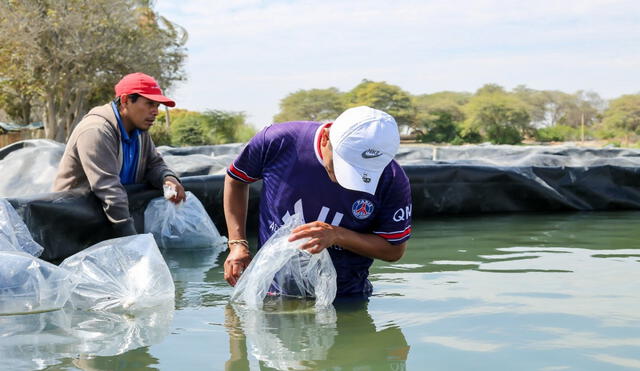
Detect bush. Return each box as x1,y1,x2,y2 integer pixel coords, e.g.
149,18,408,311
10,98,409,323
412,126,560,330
171,114,209,146
534,125,580,142
150,124,172,146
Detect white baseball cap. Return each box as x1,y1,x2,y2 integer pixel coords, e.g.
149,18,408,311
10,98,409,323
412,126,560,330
329,106,400,195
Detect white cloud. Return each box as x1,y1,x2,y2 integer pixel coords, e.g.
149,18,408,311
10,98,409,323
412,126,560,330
156,0,640,127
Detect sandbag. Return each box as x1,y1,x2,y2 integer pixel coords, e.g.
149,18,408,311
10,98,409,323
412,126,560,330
230,214,337,309
144,191,227,249
59,234,175,312
0,198,44,257
0,251,75,315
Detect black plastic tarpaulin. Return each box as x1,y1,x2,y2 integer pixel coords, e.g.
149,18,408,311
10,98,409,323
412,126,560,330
4,142,640,262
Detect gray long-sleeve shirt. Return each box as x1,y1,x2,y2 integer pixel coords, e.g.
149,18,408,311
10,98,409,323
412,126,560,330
53,103,177,230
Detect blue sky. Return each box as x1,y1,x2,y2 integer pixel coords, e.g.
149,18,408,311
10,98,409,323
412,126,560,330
155,0,640,128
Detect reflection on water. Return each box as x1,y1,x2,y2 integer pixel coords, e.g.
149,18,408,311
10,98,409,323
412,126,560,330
0,303,173,371
1,211,639,370
162,247,227,309
225,298,409,370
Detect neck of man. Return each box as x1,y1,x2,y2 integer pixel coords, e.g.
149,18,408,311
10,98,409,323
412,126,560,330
117,106,136,135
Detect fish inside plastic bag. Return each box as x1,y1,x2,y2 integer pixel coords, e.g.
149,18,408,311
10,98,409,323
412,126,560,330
0,251,76,315
59,234,175,312
144,191,227,249
230,214,337,309
0,198,44,257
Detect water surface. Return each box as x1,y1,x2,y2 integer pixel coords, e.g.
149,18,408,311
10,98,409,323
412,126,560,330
2,211,640,370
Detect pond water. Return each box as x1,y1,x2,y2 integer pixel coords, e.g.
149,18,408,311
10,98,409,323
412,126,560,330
2,211,640,370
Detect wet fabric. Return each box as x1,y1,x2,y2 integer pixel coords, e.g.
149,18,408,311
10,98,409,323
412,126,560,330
59,234,175,312
231,214,337,309
143,191,227,249
0,198,44,257
0,251,76,315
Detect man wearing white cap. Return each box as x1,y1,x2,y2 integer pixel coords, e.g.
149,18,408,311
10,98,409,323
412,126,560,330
224,106,412,296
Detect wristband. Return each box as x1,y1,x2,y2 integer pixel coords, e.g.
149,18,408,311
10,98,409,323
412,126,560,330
228,239,249,248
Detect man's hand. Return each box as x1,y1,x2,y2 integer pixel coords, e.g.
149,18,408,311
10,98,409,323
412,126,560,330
163,176,186,204
224,246,252,286
288,221,340,254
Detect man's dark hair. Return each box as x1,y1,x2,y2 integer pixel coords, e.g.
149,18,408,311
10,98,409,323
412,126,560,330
114,93,141,105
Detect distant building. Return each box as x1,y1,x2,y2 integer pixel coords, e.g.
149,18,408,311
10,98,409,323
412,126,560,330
0,121,45,147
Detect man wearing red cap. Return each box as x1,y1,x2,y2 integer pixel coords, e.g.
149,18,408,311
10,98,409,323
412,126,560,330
53,72,185,236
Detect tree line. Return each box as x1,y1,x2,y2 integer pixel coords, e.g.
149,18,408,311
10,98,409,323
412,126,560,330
2,2,638,147
149,109,256,147
0,0,187,142
0,0,255,147
274,80,640,146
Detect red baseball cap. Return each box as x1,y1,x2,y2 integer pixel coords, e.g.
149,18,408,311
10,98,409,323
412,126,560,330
114,72,176,107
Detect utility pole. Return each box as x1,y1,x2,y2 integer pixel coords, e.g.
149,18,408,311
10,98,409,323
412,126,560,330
581,113,585,143
164,105,171,129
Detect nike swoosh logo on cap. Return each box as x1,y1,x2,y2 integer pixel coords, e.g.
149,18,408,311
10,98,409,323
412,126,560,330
361,149,383,159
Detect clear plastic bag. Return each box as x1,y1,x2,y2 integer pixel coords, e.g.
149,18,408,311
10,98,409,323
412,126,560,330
0,198,44,257
59,234,175,312
144,191,227,249
64,302,174,357
0,251,75,315
230,214,337,309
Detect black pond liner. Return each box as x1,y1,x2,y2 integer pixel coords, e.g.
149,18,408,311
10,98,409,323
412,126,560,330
6,144,640,262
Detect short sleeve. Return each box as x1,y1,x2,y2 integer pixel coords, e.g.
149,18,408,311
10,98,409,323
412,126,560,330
372,163,412,245
227,126,269,183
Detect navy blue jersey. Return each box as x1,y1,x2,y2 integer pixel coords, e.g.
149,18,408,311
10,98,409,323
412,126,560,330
228,121,412,296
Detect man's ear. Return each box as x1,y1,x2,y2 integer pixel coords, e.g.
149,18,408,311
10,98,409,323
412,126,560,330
120,94,129,104
321,127,330,146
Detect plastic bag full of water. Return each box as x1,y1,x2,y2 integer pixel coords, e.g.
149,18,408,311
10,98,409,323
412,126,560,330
59,234,175,312
144,191,227,249
230,214,337,309
0,198,44,257
0,251,76,315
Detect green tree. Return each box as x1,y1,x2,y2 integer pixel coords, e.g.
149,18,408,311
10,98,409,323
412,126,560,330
413,91,470,143
600,94,640,141
150,109,172,146
170,111,208,146
534,125,581,142
274,88,345,123
204,110,255,144
345,79,416,131
463,92,531,144
166,109,256,146
475,83,507,96
0,0,187,141
559,90,605,128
